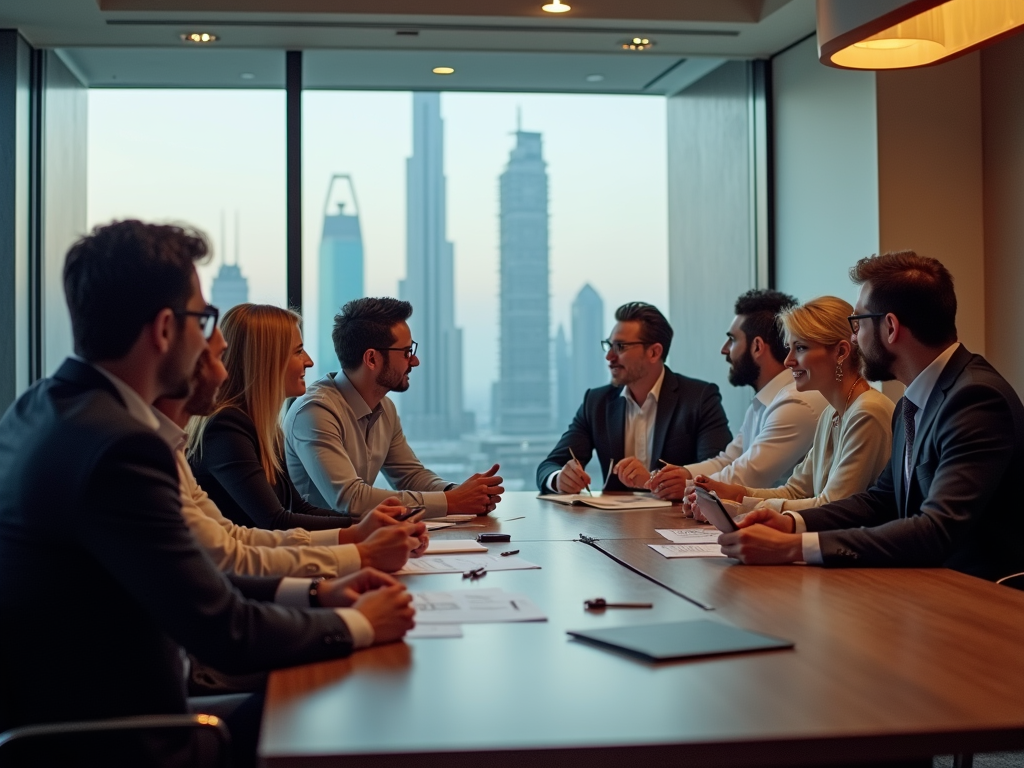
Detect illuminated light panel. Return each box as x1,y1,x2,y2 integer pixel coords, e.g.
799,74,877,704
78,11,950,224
181,32,217,43
541,0,571,12
621,37,653,50
432,66,455,75
827,0,1024,70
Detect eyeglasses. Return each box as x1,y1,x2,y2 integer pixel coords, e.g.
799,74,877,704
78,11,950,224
601,339,647,354
847,313,886,334
176,305,220,340
377,340,419,359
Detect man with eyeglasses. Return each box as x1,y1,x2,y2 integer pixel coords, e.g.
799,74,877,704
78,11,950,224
285,296,504,519
537,302,733,495
716,252,1024,580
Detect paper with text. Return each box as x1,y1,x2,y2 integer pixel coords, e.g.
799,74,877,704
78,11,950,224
412,588,547,624
396,554,541,575
656,528,721,544
649,543,727,559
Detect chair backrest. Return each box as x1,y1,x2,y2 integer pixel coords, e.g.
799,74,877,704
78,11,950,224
996,571,1024,591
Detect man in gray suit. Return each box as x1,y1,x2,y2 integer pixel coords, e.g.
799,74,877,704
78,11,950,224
717,251,1024,580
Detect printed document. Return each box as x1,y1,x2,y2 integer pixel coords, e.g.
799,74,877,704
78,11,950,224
396,554,541,575
412,588,547,624
649,543,727,559
656,528,721,544
537,493,672,510
424,539,488,554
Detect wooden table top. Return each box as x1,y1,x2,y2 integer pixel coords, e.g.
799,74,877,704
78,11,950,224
261,492,1024,767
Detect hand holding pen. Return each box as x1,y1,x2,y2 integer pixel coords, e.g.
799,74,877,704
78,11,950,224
558,448,592,495
646,459,693,501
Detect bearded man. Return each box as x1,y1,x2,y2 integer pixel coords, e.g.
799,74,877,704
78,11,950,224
285,297,503,518
537,302,733,496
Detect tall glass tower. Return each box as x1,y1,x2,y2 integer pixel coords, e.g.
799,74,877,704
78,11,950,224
211,211,249,313
571,284,607,399
496,127,551,435
317,174,364,376
399,92,470,440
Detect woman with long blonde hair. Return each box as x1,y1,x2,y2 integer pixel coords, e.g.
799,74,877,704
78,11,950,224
189,304,425,569
694,296,895,512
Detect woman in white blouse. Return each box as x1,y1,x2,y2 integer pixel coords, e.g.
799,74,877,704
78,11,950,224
694,295,894,512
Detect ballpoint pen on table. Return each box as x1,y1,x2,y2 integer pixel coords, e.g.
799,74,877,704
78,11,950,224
500,550,520,557
568,447,592,495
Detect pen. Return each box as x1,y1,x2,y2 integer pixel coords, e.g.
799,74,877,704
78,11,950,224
503,516,525,522
395,505,427,522
500,549,520,557
602,458,615,491
568,448,592,495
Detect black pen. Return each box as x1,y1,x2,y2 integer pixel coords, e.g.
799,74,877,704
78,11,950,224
395,505,427,522
500,549,520,557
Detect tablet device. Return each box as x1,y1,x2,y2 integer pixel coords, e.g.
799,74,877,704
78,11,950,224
567,620,793,662
694,487,739,533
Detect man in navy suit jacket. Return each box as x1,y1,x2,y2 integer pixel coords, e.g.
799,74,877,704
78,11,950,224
537,302,732,495
719,251,1024,580
0,221,414,766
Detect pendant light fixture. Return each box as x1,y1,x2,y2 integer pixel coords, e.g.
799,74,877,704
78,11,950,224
542,0,571,13
818,0,1024,70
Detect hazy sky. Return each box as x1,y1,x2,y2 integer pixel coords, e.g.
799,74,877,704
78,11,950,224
88,89,668,424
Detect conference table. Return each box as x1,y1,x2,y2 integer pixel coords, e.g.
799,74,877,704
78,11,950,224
259,492,1024,768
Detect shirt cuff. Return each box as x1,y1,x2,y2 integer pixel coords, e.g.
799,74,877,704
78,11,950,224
309,528,341,547
801,532,823,565
275,577,313,607
782,510,807,533
546,471,561,493
335,608,374,649
335,543,363,576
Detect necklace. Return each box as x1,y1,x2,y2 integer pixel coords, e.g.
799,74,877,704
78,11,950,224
832,376,864,430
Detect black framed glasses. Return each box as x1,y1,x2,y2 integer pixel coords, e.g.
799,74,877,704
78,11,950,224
601,339,647,354
848,313,886,334
176,305,220,340
377,340,419,359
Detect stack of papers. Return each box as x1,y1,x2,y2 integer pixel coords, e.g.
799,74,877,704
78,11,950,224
412,588,547,624
537,494,672,510
396,553,541,575
424,539,488,554
655,528,721,544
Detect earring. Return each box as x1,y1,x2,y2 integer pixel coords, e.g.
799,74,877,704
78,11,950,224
835,359,844,382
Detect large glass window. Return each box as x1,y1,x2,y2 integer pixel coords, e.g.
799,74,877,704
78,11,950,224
303,90,667,489
87,89,287,313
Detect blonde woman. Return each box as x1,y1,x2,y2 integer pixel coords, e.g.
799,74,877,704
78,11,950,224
189,304,426,570
694,296,894,512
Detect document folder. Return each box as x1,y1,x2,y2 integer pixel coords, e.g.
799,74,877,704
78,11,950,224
567,619,793,662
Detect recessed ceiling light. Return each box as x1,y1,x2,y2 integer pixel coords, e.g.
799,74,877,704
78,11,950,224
240,73,255,80
181,32,217,43
585,74,604,82
433,66,455,75
542,0,571,12
621,37,653,51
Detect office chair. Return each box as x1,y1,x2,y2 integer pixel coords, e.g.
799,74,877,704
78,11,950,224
950,572,1024,768
0,713,232,768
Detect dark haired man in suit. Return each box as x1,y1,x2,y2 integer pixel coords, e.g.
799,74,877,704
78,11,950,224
537,302,733,495
718,251,1024,580
0,220,415,766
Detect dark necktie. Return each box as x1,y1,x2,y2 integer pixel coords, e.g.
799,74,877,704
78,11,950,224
902,399,918,512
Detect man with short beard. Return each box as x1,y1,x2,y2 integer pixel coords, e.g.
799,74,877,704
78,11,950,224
652,289,827,501
717,252,1024,579
285,297,504,518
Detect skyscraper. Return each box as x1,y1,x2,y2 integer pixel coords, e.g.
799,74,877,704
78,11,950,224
571,283,607,400
495,125,551,435
317,174,364,376
210,211,249,313
399,92,471,440
554,324,574,430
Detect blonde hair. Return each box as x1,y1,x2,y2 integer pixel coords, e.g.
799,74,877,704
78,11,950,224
778,296,861,369
188,303,301,484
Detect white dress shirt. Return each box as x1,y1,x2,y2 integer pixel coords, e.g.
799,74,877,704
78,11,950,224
82,358,373,648
684,369,827,487
788,343,961,565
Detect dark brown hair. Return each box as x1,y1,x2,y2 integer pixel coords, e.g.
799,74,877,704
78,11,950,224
333,297,413,371
614,302,672,361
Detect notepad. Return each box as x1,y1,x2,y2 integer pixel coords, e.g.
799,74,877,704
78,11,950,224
424,539,488,554
567,620,793,662
537,493,673,510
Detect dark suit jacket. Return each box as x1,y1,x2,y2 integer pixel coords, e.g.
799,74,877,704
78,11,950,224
803,345,1024,580
536,367,733,492
190,406,351,531
0,359,357,735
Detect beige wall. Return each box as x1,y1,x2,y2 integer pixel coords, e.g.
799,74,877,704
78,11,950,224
981,32,1024,397
876,52,986,355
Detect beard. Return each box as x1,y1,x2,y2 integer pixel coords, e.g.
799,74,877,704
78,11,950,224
859,324,897,382
156,340,198,400
727,347,760,388
376,356,410,393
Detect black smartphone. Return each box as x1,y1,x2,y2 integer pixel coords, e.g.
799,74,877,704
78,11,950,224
693,487,739,533
477,533,511,543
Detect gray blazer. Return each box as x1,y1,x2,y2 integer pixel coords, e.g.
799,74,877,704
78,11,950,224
802,345,1024,580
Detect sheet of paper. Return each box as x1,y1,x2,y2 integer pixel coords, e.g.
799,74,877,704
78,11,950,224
656,528,721,544
537,493,673,510
412,588,547,624
396,554,541,575
425,521,455,531
649,543,727,559
425,539,488,554
430,515,476,522
405,624,464,639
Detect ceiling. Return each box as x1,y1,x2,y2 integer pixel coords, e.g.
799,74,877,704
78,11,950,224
1,0,816,93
